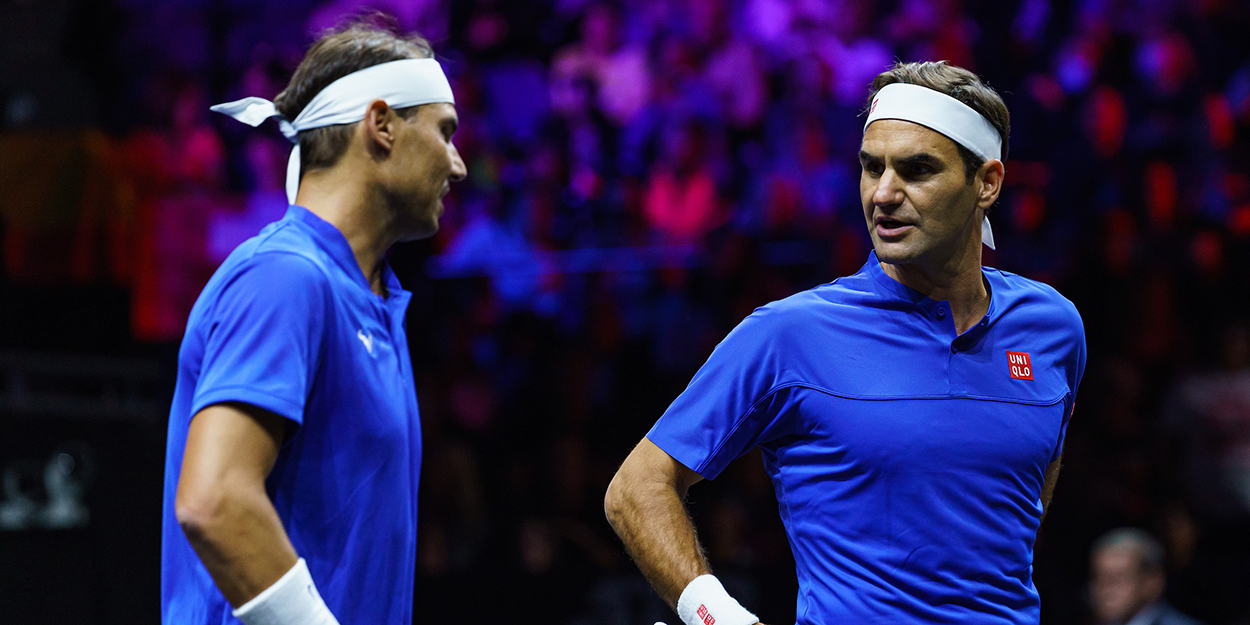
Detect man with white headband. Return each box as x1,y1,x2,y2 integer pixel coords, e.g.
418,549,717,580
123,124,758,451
161,22,465,625
607,61,1086,624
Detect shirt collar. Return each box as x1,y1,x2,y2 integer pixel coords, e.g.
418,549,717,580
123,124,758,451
283,205,403,299
862,249,1001,328
865,249,928,304
1124,601,1163,625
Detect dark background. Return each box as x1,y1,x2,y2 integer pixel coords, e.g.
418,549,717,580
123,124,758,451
2,0,1250,623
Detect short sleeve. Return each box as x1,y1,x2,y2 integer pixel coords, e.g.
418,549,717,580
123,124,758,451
191,252,331,426
1050,303,1087,463
647,306,799,480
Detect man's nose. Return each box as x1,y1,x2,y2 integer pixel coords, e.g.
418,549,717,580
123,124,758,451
873,169,903,207
448,144,467,182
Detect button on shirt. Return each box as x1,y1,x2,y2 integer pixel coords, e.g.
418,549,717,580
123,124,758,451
161,206,422,625
648,251,1086,624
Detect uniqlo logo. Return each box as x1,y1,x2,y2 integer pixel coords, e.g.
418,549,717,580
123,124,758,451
1007,351,1033,380
697,605,715,625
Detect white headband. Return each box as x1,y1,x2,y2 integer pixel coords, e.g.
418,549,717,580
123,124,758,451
210,58,455,204
864,82,1003,249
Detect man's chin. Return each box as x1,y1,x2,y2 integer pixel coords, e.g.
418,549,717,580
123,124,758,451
398,215,440,242
401,222,439,242
871,239,919,265
398,201,443,241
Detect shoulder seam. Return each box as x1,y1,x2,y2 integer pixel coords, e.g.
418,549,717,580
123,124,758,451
705,378,1071,471
242,248,332,282
239,222,329,273
702,380,1071,471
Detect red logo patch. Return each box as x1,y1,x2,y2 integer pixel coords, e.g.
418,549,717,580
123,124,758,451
697,605,716,625
1007,351,1033,380
870,98,879,113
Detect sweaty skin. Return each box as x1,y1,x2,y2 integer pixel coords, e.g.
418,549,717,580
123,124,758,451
859,119,1003,334
298,101,465,296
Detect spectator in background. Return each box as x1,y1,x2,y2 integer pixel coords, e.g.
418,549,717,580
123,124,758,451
697,0,767,131
127,74,226,341
207,132,290,263
642,117,723,242
308,0,448,44
1164,321,1250,520
549,2,649,127
1090,528,1204,625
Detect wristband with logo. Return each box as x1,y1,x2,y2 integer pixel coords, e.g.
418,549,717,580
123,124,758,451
676,574,758,625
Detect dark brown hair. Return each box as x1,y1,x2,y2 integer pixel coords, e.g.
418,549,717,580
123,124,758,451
868,61,1010,182
274,20,434,177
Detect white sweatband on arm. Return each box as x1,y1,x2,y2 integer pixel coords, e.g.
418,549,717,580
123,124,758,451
209,57,455,205
677,575,757,625
864,82,1004,250
231,558,341,625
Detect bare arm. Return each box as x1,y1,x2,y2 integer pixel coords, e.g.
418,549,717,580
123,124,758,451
1040,452,1063,521
174,402,298,607
604,437,711,610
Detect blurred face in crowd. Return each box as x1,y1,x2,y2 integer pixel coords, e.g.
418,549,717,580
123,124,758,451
382,102,467,241
859,120,999,270
1090,544,1164,623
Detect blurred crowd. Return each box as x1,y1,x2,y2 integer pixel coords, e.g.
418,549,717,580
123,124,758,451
3,0,1250,623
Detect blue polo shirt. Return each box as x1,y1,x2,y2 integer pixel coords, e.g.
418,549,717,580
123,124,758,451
161,206,422,625
648,252,1085,624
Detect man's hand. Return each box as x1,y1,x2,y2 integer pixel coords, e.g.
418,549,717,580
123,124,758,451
654,621,768,624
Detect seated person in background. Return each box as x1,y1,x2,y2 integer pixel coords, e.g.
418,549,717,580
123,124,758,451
1090,528,1205,625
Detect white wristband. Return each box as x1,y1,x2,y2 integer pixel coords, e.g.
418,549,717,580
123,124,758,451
232,558,341,625
677,575,758,625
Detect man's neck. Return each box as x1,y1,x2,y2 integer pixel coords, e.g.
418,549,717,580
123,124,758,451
881,241,988,335
294,167,396,297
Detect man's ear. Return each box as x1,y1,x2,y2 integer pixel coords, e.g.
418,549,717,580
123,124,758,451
976,159,1005,210
361,99,396,157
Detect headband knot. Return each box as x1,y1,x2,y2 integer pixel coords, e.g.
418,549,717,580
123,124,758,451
210,57,455,204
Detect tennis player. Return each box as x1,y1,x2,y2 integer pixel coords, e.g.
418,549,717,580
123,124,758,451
605,61,1086,625
160,23,465,625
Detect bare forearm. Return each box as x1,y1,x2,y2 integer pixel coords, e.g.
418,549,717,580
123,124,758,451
177,403,298,608
607,478,709,607
605,440,711,609
178,482,298,607
1039,454,1063,521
